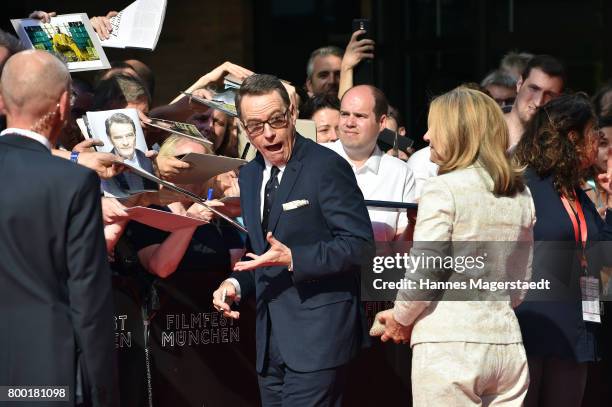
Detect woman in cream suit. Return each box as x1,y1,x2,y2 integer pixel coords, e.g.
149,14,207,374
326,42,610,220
372,86,535,406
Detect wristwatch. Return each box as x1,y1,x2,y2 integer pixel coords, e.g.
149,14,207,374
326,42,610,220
70,151,80,163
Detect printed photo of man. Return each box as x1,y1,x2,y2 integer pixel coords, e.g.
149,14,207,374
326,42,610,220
106,112,137,160
101,111,156,196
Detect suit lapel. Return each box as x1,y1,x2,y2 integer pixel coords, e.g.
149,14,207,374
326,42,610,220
265,136,306,240
243,158,266,253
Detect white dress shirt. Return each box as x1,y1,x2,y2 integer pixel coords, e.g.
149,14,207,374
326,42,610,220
260,160,286,219
324,140,416,241
406,146,439,200
1,128,53,151
226,160,287,301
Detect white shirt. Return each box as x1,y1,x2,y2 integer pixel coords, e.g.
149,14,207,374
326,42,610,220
324,140,416,241
1,128,53,151
226,160,287,301
260,160,286,219
406,146,438,200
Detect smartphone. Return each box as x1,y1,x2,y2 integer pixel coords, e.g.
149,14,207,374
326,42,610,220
351,18,374,85
377,128,414,153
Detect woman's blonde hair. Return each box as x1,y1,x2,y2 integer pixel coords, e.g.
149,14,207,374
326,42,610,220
158,134,213,158
428,86,524,196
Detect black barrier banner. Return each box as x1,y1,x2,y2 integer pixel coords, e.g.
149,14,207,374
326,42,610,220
113,272,260,407
110,239,612,406
112,273,418,407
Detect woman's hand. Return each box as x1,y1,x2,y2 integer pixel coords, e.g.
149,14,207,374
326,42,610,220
598,147,612,207
28,10,56,23
186,200,223,222
90,11,119,40
370,309,413,344
156,155,191,182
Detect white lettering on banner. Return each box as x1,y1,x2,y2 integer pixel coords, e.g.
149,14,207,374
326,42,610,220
161,312,240,347
114,314,132,349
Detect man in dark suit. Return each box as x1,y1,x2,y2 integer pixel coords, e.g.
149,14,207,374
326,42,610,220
213,74,373,406
0,50,118,406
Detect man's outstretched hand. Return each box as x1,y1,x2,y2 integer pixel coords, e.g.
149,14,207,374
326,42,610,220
233,232,292,271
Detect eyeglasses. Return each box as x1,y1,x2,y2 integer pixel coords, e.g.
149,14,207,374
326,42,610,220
495,97,515,107
242,110,289,136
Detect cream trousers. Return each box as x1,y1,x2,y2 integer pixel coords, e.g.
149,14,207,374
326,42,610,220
411,342,529,407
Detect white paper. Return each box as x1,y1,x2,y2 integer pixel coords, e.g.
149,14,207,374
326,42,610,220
101,0,167,50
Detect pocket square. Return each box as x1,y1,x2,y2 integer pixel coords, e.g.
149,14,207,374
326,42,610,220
282,199,309,211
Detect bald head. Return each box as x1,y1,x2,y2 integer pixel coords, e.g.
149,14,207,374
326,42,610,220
1,50,71,118
338,85,389,162
341,85,388,121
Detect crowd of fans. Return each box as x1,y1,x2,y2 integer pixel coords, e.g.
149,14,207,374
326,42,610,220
1,7,611,407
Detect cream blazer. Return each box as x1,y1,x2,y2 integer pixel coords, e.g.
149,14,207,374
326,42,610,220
392,164,536,345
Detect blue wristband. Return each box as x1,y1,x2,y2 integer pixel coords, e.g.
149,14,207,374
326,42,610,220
70,151,80,163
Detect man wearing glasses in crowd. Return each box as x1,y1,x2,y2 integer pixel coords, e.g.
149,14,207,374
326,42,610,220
212,74,373,406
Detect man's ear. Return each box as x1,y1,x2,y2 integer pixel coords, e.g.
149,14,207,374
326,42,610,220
237,120,254,143
516,77,523,94
290,103,298,123
0,91,5,115
305,78,313,96
58,89,71,122
379,113,387,131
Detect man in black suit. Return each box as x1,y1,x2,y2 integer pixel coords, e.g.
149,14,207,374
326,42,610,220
212,74,373,406
0,50,118,406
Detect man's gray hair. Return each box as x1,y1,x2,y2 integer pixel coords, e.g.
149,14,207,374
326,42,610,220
499,51,534,78
0,29,25,55
235,74,290,118
306,46,343,79
480,69,517,89
105,112,136,136
0,29,25,72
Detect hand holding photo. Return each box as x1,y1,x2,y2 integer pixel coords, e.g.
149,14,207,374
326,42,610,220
183,91,238,117
145,117,212,146
86,108,157,197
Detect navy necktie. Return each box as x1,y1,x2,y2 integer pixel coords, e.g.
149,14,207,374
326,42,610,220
262,166,280,238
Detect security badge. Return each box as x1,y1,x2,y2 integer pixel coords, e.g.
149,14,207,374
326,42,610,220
580,274,601,324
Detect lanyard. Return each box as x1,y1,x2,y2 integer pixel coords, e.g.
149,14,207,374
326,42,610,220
560,193,588,269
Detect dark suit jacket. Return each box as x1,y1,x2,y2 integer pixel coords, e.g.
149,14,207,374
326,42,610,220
232,134,374,373
0,134,118,406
